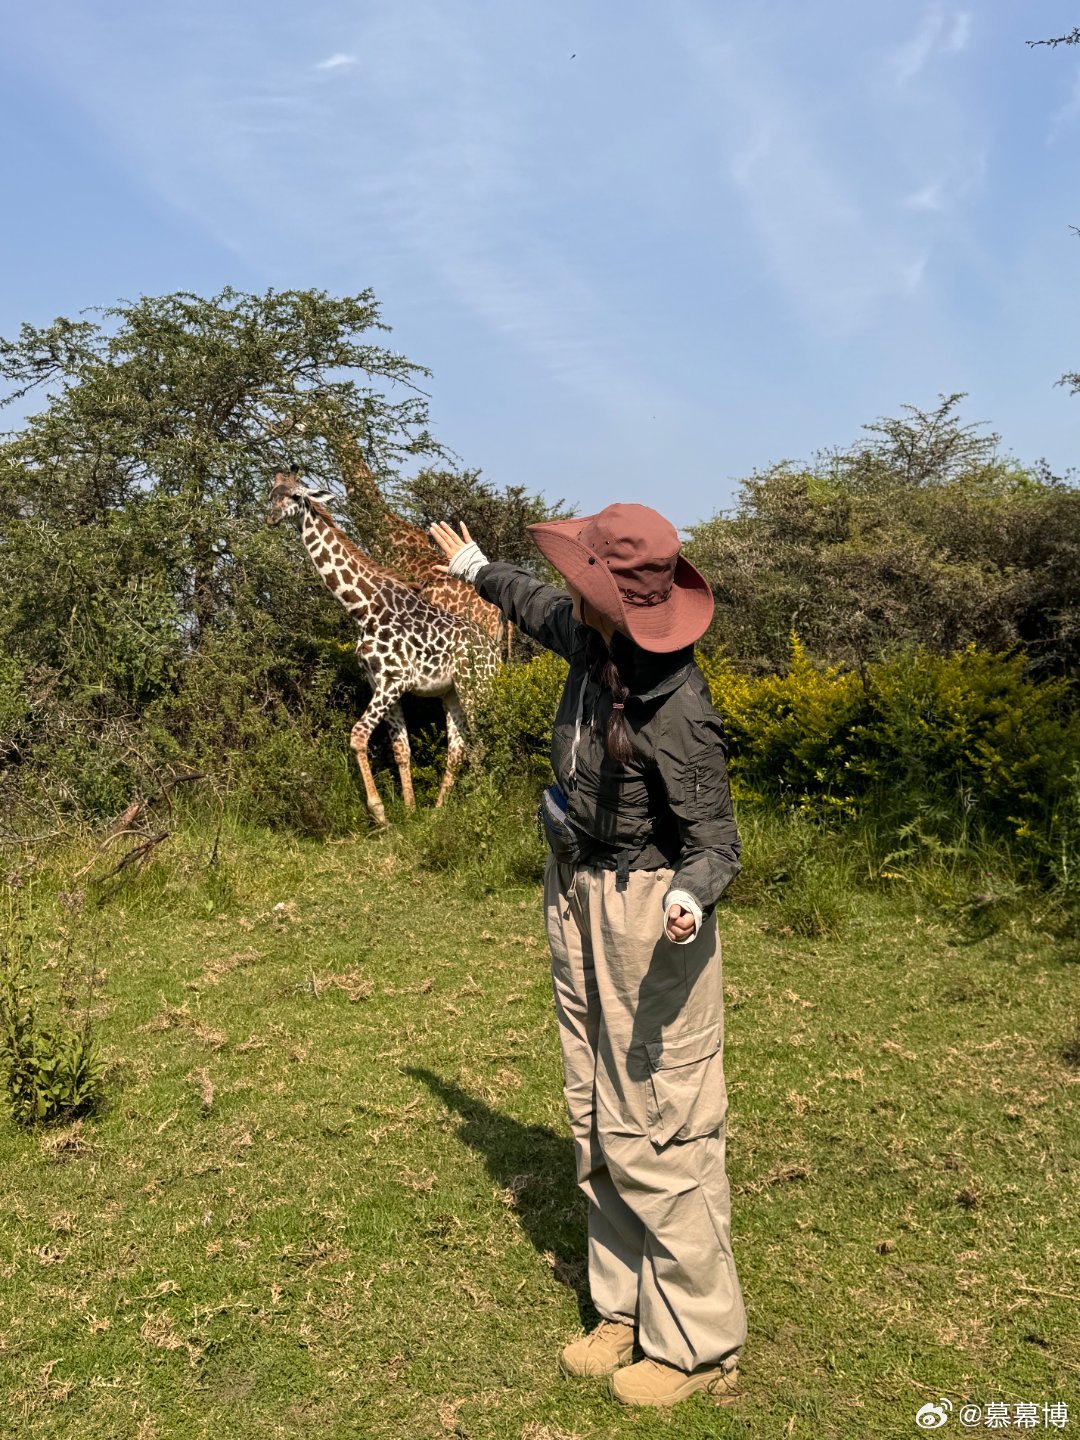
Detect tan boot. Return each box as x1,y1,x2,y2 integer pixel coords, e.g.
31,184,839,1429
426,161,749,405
610,1356,740,1407
559,1319,636,1377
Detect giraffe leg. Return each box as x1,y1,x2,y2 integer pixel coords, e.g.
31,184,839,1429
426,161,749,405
349,687,401,827
435,690,468,808
384,700,416,811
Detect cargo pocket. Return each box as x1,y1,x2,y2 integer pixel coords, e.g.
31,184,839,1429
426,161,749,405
644,1021,727,1147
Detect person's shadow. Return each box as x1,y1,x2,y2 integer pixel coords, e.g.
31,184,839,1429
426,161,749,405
405,1067,594,1324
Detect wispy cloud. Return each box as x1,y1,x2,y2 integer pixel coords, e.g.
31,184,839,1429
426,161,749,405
676,14,930,338
903,180,946,211
1,2,669,418
314,52,356,71
900,253,929,293
8,0,1080,502
901,150,986,213
948,12,972,54
890,7,972,86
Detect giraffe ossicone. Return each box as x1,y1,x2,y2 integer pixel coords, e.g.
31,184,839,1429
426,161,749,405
267,470,499,826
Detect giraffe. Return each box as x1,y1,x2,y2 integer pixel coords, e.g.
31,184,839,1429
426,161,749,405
326,423,513,659
267,468,499,826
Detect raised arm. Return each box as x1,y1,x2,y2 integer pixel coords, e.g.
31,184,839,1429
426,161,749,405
429,520,581,661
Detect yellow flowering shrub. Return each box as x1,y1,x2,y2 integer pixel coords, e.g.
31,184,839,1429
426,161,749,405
698,635,867,814
474,649,569,785
698,634,1080,870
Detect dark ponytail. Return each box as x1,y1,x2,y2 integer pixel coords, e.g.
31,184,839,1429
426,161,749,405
585,629,633,766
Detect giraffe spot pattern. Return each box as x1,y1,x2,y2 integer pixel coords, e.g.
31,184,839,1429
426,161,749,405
287,500,500,810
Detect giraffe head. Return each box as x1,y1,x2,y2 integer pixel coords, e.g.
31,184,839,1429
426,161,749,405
266,466,335,527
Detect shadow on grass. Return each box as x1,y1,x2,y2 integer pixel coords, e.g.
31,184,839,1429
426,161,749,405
405,1067,593,1324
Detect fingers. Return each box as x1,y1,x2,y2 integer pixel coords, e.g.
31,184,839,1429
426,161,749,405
461,521,473,544
427,521,461,558
427,519,470,559
665,904,695,942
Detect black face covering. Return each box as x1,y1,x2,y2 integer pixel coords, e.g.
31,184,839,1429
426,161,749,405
608,630,696,701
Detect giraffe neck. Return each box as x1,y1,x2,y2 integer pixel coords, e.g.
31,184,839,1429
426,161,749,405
300,504,396,620
331,428,437,579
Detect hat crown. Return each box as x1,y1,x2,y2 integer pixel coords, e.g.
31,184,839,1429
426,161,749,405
579,503,679,602
526,499,713,653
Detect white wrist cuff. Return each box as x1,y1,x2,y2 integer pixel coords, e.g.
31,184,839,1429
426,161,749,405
447,540,490,585
662,887,703,945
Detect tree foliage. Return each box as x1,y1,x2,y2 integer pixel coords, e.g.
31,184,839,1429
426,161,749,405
1026,26,1080,48
2,291,1077,877
0,287,557,832
685,395,1080,678
398,466,573,571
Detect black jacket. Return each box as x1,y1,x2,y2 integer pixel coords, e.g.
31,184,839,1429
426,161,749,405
475,562,742,919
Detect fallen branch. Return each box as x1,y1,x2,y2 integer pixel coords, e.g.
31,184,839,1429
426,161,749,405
106,771,206,836
73,771,205,885
73,826,151,880
91,830,171,885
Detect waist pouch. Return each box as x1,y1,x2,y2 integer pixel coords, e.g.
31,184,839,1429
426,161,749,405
537,787,681,877
537,784,583,865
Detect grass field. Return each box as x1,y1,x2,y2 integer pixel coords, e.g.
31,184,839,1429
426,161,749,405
0,816,1077,1439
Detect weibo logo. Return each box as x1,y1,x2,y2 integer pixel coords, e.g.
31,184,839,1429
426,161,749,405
914,1398,953,1429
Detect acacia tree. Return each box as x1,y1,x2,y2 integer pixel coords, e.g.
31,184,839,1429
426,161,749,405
685,395,1080,678
0,288,445,642
0,287,554,828
399,466,572,570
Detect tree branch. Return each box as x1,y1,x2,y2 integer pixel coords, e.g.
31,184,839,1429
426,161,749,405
1027,27,1080,48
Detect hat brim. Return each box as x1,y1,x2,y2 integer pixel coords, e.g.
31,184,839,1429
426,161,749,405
528,514,714,654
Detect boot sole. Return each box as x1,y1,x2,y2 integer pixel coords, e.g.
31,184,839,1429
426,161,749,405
610,1369,741,1407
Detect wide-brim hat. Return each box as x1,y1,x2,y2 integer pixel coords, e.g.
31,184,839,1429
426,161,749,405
528,502,714,653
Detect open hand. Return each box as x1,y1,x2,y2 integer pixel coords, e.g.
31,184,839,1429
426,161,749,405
428,519,473,573
665,904,696,943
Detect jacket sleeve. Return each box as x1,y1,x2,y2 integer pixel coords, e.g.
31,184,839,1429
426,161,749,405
473,561,581,661
654,686,742,921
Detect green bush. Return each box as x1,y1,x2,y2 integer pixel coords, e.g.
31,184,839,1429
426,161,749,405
399,773,547,894
473,650,568,788
700,637,1080,884
0,653,29,760
221,721,367,840
684,395,1080,679
857,646,1076,841
0,933,105,1128
1047,762,1080,913
699,637,868,815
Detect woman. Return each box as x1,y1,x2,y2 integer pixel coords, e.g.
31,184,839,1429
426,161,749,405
429,502,746,1410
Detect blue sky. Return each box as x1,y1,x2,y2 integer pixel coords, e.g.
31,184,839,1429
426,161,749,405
2,1,1078,526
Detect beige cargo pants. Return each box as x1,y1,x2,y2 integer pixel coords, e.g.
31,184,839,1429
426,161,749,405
544,854,746,1374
